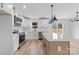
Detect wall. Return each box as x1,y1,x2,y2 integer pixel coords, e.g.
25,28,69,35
24,18,66,41
60,18,79,44
69,21,79,44
24,19,52,40
0,15,13,55
61,19,72,40
71,22,79,40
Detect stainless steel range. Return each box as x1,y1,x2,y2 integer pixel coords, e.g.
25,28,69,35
18,32,25,49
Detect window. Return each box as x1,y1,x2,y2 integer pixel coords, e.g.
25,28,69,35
32,22,38,28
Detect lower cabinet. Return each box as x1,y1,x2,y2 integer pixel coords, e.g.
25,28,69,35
13,34,19,53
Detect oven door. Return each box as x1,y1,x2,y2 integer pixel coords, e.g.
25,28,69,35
19,33,25,48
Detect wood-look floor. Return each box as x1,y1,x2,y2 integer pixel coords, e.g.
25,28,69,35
15,40,48,55
15,40,79,55
70,42,79,55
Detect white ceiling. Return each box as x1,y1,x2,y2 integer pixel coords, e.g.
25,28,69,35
0,9,10,15
6,3,79,19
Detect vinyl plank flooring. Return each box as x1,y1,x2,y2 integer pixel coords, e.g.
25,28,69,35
15,40,48,55
15,40,79,55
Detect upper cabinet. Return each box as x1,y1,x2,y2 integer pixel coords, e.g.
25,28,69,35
14,16,22,27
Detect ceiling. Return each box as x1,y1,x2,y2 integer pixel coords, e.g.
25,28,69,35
0,9,10,15
3,3,79,19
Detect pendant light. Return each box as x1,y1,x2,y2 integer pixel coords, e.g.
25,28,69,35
49,4,54,23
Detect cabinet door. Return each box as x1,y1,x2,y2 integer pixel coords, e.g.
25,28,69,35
13,34,19,53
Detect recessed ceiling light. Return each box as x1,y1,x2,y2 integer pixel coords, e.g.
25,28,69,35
23,5,26,8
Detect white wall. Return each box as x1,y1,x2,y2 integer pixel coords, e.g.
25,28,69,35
24,19,52,40
0,15,13,55
24,18,65,41
61,19,72,40
60,18,79,45
64,20,79,45
71,22,79,40
69,21,79,44
58,19,75,41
